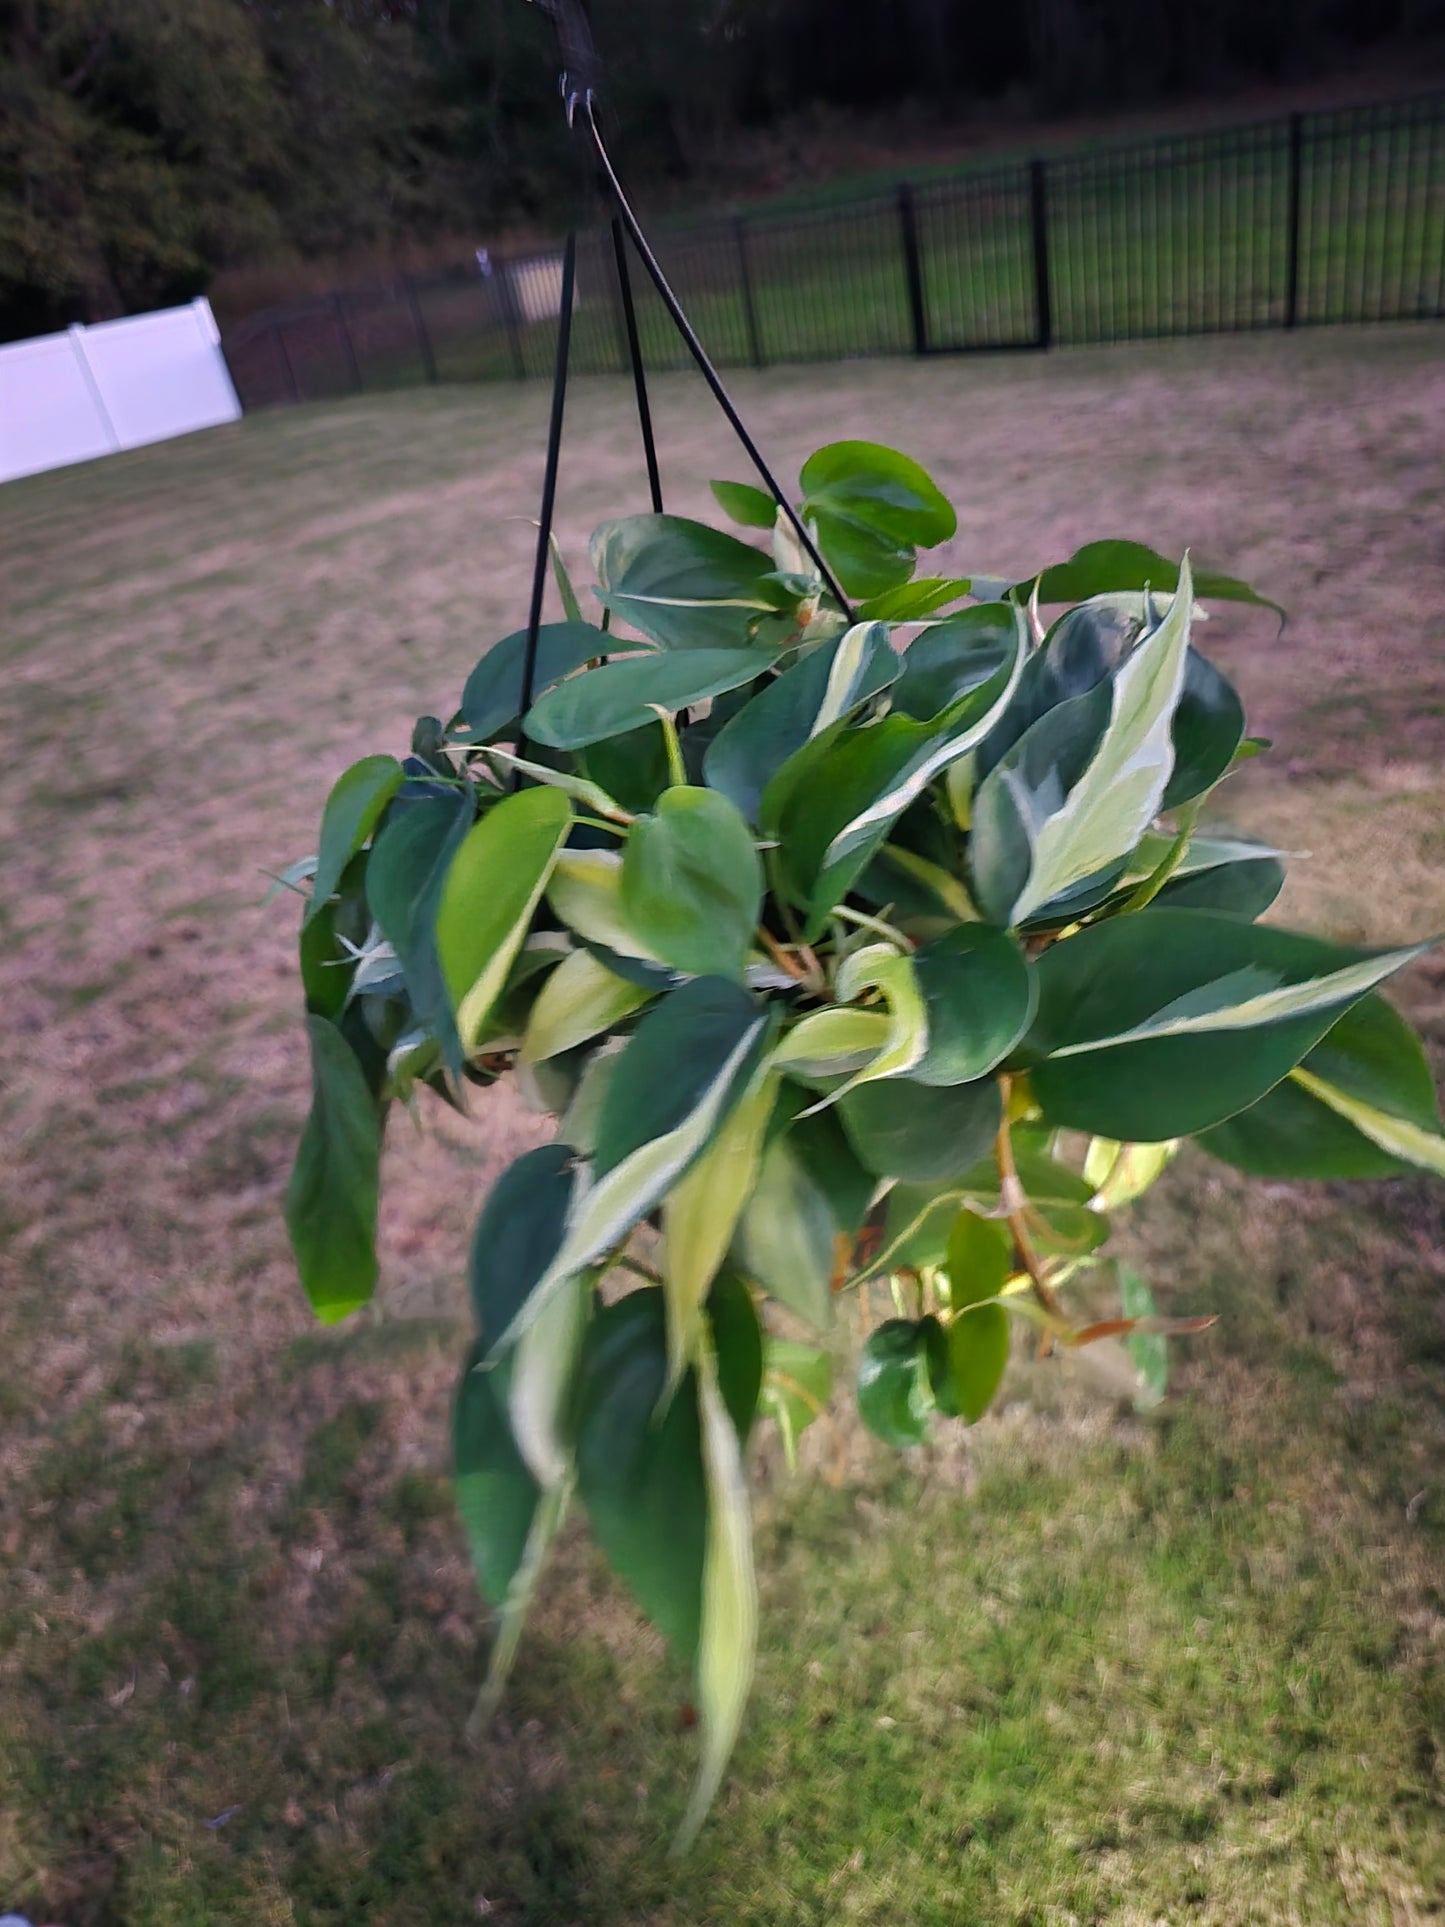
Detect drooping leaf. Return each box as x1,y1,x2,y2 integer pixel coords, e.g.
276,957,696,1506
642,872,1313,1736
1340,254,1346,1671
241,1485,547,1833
708,1269,765,1445
453,1343,541,1610
1024,908,1435,1139
285,1015,381,1323
971,559,1194,927
509,982,770,1339
840,1075,1001,1183
944,1209,1012,1308
856,1320,932,1447
435,786,572,1052
518,949,655,1071
1163,648,1246,809
509,1271,592,1491
457,623,612,744
525,649,771,750
664,1071,776,1385
760,1337,833,1471
924,1302,1010,1424
474,748,633,824
703,624,899,824
1198,993,1445,1178
306,754,404,926
912,925,1035,1085
733,1129,838,1331
468,1143,578,1351
622,787,764,981
774,1007,894,1081
574,1289,706,1655
591,514,794,650
1023,539,1283,620
367,795,473,1062
710,479,777,529
674,1342,759,1853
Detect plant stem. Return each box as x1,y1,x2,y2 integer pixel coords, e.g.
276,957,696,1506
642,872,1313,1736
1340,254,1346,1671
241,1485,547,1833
994,1075,1065,1323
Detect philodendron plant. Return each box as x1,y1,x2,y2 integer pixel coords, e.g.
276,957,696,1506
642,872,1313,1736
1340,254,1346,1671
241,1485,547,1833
280,441,1444,1847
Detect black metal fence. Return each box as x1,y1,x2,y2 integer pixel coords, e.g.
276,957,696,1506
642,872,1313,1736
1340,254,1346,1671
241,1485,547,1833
223,92,1445,410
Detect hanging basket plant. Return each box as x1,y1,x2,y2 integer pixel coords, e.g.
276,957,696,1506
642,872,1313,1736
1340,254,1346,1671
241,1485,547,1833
277,438,1444,1847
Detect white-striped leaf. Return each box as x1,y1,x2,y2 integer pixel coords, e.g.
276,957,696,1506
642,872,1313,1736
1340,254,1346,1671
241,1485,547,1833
663,1070,777,1388
436,788,572,1051
972,556,1195,926
799,943,928,1111
519,948,655,1069
673,1340,759,1856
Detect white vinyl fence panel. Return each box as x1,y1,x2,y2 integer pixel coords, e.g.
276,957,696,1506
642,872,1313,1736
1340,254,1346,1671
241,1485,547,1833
0,298,241,485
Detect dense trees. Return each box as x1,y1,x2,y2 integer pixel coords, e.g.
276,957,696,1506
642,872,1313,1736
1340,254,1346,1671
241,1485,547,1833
1,0,1436,338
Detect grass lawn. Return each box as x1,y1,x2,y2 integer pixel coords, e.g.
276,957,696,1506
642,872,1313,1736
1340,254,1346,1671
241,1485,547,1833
1,329,1443,1926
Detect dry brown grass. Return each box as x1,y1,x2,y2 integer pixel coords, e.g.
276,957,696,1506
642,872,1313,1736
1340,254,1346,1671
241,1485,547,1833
1,326,1442,1924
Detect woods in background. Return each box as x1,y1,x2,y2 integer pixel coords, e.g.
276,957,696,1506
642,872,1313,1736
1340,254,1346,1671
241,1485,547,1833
2,0,1440,339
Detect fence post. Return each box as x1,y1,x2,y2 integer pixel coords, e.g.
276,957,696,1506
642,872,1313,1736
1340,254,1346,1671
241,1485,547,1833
403,274,439,383
331,293,363,392
1028,159,1053,351
734,217,765,368
273,319,300,403
897,183,929,355
1284,111,1304,329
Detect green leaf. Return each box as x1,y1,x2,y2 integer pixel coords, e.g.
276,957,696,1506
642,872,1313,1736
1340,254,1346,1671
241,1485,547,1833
799,443,957,597
525,650,770,751
1118,1267,1169,1411
1123,828,1286,922
1025,539,1283,621
1199,994,1445,1179
663,1071,776,1386
306,754,404,926
473,748,633,825
469,1144,578,1351
924,1303,1010,1424
891,607,1025,723
622,787,764,981
457,623,611,744
703,623,899,824
547,848,664,964
575,1289,706,1655
509,1271,591,1491
591,514,793,651
971,559,1194,927
856,1321,932,1447
840,1075,1001,1183
510,982,770,1339
708,1269,765,1446
733,1130,838,1331
766,612,1024,929
710,479,777,529
453,1343,541,1609
1163,649,1246,810
299,890,353,1021
581,721,673,815
674,1340,759,1854
944,1209,1012,1307
760,1337,833,1470
1025,908,1435,1140
550,534,584,624
912,925,1035,1085
285,1015,381,1323
367,796,473,1062
856,578,973,622
1083,1138,1180,1209
808,943,930,1107
435,787,572,1052
519,949,654,1071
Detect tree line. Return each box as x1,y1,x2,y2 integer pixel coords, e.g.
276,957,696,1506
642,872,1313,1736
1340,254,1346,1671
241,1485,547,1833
1,0,1436,340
